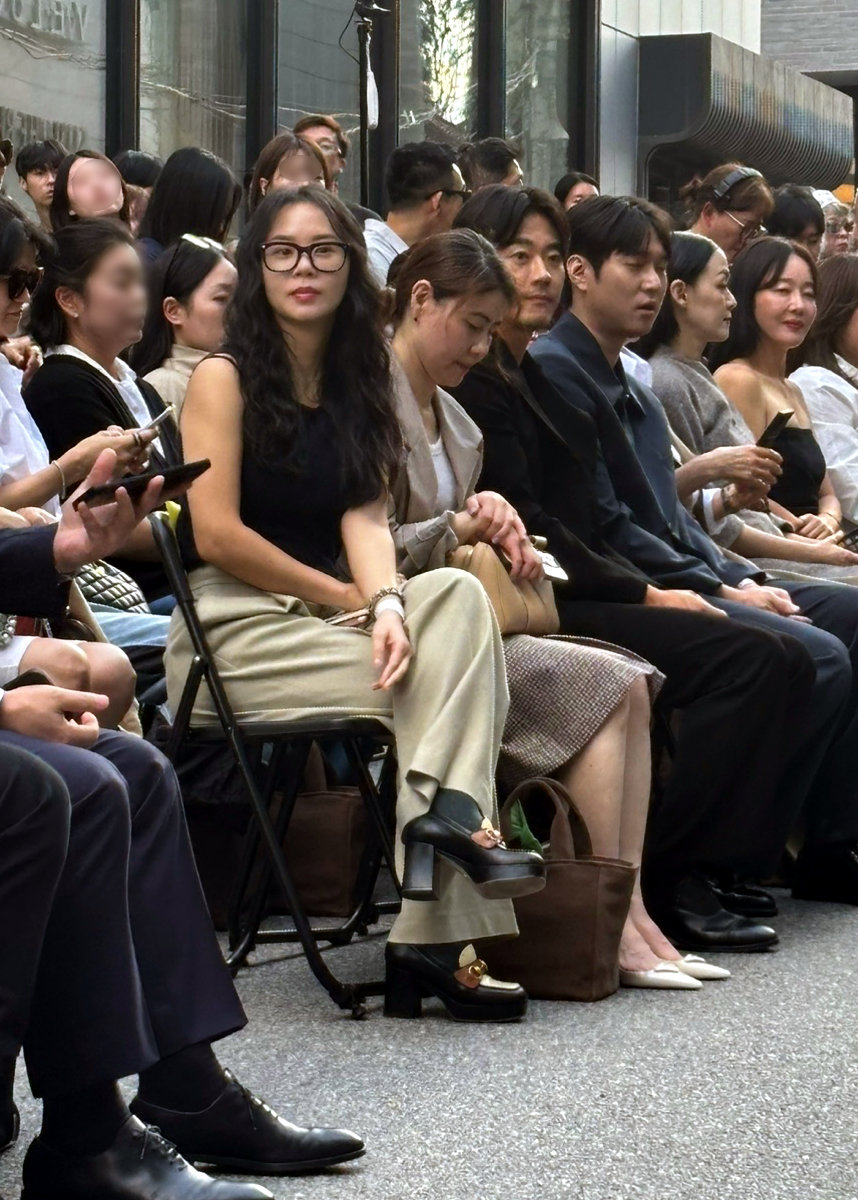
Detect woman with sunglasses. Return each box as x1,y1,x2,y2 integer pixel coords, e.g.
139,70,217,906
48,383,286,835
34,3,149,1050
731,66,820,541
169,187,546,1022
129,235,236,417
23,219,180,608
683,162,774,264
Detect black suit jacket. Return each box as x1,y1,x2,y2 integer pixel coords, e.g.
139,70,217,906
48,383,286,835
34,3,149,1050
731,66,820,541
0,525,68,619
531,312,760,593
450,348,649,604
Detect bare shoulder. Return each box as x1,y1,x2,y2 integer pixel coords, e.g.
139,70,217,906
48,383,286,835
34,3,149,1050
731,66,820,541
712,360,763,404
183,355,243,421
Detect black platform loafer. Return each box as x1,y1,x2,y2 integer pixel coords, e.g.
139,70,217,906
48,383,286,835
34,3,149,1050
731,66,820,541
653,874,779,953
792,842,858,905
385,941,528,1021
131,1072,364,1177
401,787,545,901
20,1116,273,1199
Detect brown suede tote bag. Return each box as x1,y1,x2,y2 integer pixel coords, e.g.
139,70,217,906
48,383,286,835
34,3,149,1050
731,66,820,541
477,777,635,1001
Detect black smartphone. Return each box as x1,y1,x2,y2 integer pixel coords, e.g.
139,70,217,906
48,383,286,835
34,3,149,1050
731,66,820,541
4,669,54,690
842,527,858,550
757,410,794,448
72,459,211,509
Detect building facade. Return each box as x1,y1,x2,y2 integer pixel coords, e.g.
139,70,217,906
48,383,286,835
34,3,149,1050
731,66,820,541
0,0,851,220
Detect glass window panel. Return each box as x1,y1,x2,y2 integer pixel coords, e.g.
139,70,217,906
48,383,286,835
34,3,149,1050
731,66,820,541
0,0,106,217
506,0,571,192
277,0,361,203
399,0,478,145
139,0,247,178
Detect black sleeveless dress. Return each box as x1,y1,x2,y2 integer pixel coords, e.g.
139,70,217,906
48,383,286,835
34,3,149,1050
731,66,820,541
180,404,350,576
766,425,827,517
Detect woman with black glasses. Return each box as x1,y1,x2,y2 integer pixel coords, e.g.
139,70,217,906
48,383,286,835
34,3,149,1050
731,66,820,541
167,187,546,1023
684,162,774,263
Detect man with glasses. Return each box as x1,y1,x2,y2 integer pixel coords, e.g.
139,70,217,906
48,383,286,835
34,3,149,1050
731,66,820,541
363,140,469,285
294,114,349,195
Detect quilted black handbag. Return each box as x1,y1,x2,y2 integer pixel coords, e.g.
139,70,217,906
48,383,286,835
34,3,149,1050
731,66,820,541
75,559,150,613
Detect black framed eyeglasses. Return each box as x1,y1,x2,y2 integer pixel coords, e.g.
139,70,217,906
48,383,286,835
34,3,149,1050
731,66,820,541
260,240,349,273
2,266,42,300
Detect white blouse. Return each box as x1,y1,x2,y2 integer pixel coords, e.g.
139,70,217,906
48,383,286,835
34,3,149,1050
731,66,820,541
0,354,60,517
429,433,459,514
790,357,858,524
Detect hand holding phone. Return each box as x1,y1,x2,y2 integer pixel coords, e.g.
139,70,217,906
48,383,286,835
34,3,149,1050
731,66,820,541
72,459,211,509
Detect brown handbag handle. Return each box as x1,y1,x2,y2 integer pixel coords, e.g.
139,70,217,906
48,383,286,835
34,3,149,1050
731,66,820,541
499,776,593,860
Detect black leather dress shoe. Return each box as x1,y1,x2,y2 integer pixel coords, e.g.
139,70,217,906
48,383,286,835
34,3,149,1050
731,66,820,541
21,1116,273,1199
792,842,858,904
401,787,545,901
385,941,528,1021
652,874,779,953
710,877,778,918
130,1073,364,1176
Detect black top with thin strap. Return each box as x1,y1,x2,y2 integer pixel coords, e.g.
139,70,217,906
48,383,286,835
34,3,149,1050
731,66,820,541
181,402,351,578
765,424,827,517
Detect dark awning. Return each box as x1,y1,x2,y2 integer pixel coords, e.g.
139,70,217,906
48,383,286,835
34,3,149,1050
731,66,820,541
638,33,852,193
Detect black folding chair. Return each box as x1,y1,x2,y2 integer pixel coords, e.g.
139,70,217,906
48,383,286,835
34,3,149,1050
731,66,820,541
147,512,401,1017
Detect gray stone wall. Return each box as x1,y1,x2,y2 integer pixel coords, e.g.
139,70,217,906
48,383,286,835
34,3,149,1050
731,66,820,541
761,0,858,73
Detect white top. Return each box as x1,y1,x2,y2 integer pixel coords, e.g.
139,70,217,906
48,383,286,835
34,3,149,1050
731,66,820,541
620,347,653,389
429,433,458,513
47,343,163,457
790,357,858,524
0,353,60,517
363,218,408,287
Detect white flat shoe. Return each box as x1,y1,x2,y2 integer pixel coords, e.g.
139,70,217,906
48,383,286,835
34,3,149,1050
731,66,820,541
672,953,731,981
619,961,702,990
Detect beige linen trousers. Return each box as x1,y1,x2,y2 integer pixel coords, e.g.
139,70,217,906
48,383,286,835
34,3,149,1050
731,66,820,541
166,564,517,945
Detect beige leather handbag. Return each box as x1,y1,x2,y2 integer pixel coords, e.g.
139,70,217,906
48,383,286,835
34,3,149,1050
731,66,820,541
447,541,559,636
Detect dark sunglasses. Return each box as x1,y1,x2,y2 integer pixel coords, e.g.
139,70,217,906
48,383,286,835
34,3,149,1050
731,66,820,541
3,266,42,301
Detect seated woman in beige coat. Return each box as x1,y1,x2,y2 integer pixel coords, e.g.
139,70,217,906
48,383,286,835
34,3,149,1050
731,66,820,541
166,187,547,1024
385,230,726,990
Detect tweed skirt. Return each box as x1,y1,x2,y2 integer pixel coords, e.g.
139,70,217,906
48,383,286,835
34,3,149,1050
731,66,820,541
499,634,664,787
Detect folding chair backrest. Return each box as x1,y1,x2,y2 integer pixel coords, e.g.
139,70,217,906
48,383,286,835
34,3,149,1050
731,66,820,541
147,510,238,747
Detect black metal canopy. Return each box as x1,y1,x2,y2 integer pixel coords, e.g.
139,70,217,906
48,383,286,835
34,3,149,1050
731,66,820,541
638,32,853,198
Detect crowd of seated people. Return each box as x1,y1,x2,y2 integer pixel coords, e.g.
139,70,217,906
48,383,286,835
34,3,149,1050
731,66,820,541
4,114,858,1198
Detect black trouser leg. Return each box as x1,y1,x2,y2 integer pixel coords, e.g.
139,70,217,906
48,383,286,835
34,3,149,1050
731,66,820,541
0,731,157,1099
87,732,246,1059
0,744,69,1063
557,601,814,888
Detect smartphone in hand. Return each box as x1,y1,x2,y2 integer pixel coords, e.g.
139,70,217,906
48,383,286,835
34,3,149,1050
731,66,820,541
72,459,211,509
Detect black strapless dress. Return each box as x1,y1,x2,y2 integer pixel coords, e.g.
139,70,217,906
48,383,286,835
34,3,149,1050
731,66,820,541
766,425,827,517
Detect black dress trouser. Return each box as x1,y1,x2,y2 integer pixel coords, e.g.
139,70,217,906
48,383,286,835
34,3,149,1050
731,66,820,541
0,731,245,1099
557,600,817,894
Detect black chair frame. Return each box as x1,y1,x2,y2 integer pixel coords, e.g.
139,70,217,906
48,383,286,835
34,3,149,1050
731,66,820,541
148,512,401,1017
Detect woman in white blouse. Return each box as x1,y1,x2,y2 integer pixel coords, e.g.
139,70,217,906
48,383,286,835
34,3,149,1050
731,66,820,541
790,253,858,526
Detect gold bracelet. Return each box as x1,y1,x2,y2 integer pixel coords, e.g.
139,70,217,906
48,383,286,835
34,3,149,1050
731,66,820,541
50,459,66,496
819,512,840,531
368,585,405,618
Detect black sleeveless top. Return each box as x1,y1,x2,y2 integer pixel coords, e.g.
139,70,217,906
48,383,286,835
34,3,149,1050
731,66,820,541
766,425,827,517
180,402,350,576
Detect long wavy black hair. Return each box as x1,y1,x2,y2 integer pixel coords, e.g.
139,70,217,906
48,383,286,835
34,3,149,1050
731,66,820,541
226,187,401,506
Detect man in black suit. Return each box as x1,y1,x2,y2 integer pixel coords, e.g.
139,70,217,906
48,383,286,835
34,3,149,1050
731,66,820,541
525,192,858,909
452,186,831,949
0,452,362,1200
